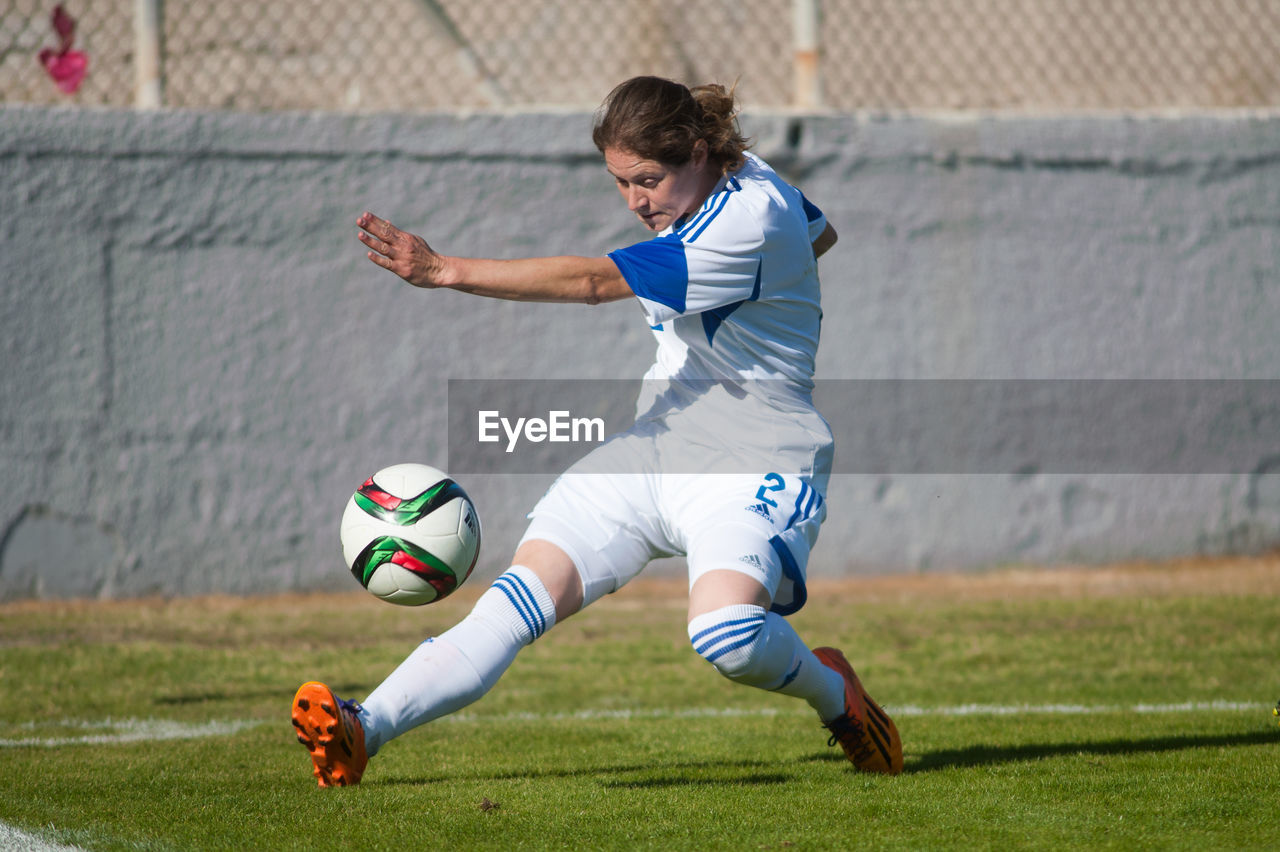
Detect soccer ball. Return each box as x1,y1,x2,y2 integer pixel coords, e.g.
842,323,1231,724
340,463,481,605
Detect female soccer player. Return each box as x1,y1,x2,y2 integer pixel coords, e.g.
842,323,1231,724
292,76,903,786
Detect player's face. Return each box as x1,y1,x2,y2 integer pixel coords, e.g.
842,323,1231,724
605,144,718,232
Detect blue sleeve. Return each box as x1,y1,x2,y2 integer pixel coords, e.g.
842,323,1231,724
801,193,823,223
608,235,688,314
798,190,828,242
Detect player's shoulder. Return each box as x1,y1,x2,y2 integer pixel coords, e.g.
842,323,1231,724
724,153,817,244
727,153,776,198
730,154,806,218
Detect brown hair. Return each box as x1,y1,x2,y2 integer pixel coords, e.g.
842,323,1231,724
592,76,750,174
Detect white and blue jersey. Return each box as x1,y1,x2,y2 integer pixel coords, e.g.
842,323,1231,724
610,152,827,398
523,152,831,616
607,152,834,488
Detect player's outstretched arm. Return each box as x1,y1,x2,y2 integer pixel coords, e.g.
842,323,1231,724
357,212,632,305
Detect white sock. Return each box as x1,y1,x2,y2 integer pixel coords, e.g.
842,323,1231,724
688,605,846,721
359,565,556,756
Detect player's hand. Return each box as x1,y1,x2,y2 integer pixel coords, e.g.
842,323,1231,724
357,212,447,288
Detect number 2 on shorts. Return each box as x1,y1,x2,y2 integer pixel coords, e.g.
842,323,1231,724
755,472,786,508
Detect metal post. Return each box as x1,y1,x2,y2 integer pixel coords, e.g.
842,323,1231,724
134,0,164,108
413,0,508,108
793,0,822,110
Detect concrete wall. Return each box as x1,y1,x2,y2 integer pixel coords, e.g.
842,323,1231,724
2,106,1278,600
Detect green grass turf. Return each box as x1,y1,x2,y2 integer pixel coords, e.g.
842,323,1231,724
1,560,1278,851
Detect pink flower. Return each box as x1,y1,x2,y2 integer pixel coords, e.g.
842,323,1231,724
38,5,88,94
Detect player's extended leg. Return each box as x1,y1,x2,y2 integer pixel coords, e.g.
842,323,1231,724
292,539,581,787
358,539,579,753
686,560,903,774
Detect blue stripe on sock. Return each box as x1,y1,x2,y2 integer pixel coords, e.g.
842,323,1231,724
501,577,543,638
493,578,538,639
493,574,546,640
689,614,764,648
503,573,547,638
694,622,764,658
494,575,530,627
704,633,761,664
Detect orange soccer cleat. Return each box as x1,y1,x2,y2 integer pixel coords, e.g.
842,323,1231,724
291,681,368,787
812,647,903,775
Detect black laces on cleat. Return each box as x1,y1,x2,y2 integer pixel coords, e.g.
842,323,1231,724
824,714,876,764
825,714,856,747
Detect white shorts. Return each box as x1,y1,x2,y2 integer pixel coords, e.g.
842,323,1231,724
519,431,826,616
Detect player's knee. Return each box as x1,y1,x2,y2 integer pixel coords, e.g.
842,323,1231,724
687,604,777,687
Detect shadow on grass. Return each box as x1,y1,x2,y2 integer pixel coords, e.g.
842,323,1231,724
602,772,791,789
908,729,1280,773
374,730,1280,786
380,758,794,789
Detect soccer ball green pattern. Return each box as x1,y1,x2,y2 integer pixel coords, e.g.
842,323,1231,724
340,463,481,605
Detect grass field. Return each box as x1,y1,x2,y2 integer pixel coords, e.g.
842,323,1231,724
2,556,1278,850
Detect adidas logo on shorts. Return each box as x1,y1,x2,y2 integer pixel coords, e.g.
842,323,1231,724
745,502,773,521
739,553,764,569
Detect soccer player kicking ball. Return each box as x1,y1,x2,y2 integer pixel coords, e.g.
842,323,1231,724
291,76,903,786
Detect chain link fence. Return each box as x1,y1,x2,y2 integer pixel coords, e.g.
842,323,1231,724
3,0,1279,112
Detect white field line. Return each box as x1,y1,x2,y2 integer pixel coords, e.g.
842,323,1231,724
445,699,1264,724
0,717,262,748
895,700,1263,717
0,820,85,852
0,701,1264,748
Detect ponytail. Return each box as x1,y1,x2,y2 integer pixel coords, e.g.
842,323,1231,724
691,82,749,173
